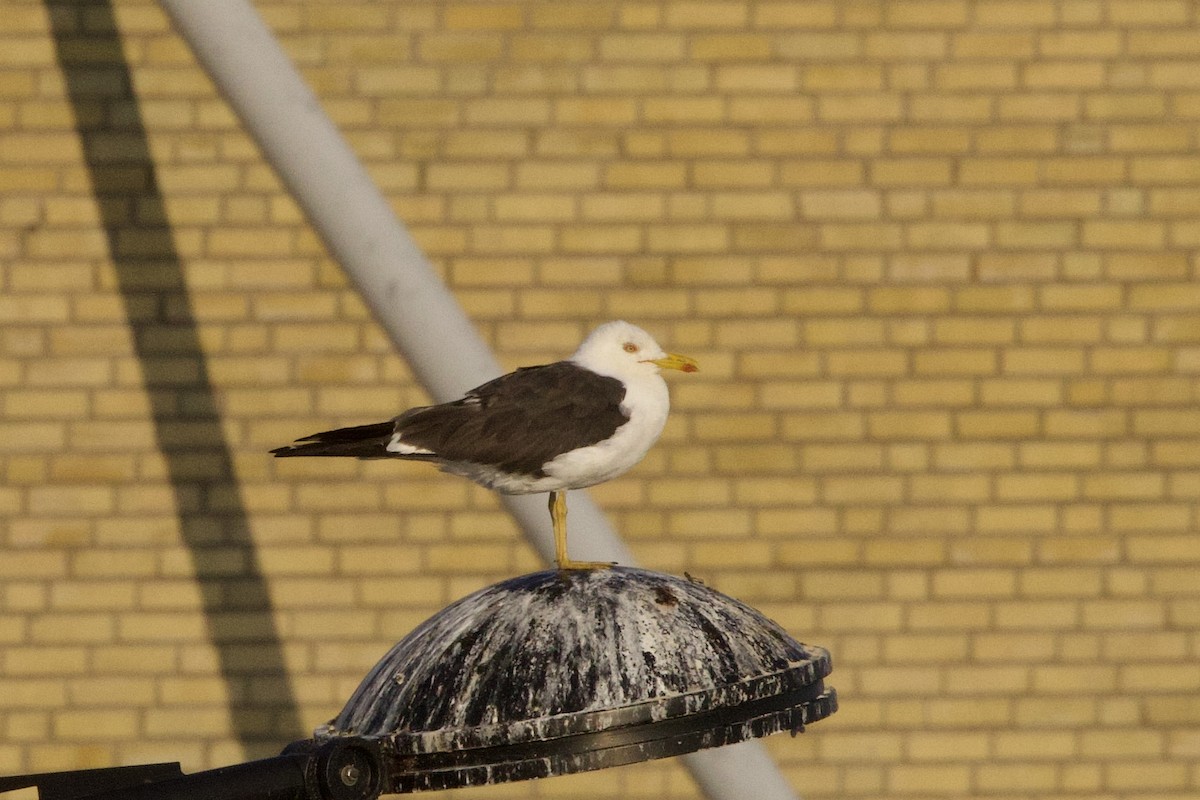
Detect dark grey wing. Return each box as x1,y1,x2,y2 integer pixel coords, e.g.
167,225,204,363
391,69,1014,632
394,361,629,476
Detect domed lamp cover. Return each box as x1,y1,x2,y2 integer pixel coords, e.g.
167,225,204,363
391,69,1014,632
317,567,837,793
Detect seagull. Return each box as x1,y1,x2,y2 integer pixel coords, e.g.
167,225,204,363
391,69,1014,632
271,321,698,570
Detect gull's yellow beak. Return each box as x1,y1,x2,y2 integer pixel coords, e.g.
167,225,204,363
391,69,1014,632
648,352,699,373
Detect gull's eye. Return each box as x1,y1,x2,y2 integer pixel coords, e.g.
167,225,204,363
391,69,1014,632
623,342,639,353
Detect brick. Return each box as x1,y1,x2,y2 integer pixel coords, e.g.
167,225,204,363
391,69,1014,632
1082,600,1164,630
780,410,864,441
28,486,114,516
1081,219,1166,249
4,388,89,419
31,613,115,644
865,538,946,566
600,34,686,61
1025,60,1107,89
581,65,671,95
1121,660,1198,696
820,602,904,633
910,349,994,377
820,222,902,251
909,475,988,504
709,191,792,220
994,598,1080,629
688,288,773,318
911,92,995,122
978,763,1059,793
662,1,746,27
1108,0,1189,25
897,381,969,410
1018,189,1102,218
817,94,904,124
1004,347,1086,376
527,4,612,28
982,378,1063,407
727,222,817,253
823,476,905,505
934,62,1015,95
554,225,639,254
687,33,770,61
959,159,1042,190
792,190,884,224
884,260,966,290
887,765,971,796
1109,502,1190,532
1092,345,1171,374
603,162,686,190
1130,282,1200,311
805,318,884,347
1135,410,1200,436
1087,93,1167,120
1127,535,1200,564
443,4,524,30
909,221,992,249
999,92,1082,121
680,159,767,190
644,223,727,253
869,411,953,440
976,504,1057,533
781,158,864,189
868,286,951,315
552,96,637,126
665,508,751,538
713,65,797,94
826,349,907,377
515,289,603,318
802,63,885,94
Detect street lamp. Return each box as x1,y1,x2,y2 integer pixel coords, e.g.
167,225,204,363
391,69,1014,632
1,567,835,799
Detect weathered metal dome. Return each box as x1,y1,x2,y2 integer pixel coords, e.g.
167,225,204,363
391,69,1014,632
317,567,836,793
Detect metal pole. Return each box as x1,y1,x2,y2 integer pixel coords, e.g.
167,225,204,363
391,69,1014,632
156,2,798,797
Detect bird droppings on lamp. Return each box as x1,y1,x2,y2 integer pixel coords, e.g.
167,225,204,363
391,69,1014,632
317,567,837,793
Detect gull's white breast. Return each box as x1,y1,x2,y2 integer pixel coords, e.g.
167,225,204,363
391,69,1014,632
540,371,669,489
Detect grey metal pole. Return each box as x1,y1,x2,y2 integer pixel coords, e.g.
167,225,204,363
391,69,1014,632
157,2,798,797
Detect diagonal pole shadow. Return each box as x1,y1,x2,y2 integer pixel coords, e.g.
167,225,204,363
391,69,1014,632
46,0,303,754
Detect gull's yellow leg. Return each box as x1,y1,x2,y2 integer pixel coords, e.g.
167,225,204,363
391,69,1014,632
550,490,569,567
549,490,613,571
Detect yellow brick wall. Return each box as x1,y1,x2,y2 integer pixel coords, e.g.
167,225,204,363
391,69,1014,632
2,1,1200,797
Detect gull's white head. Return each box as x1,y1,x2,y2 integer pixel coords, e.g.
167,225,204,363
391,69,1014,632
571,320,699,380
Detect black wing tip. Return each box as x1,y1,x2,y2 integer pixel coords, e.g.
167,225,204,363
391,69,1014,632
269,442,389,458
269,441,324,457
270,434,328,455
269,420,398,457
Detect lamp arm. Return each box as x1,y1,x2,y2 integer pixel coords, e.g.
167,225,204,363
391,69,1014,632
0,738,382,800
